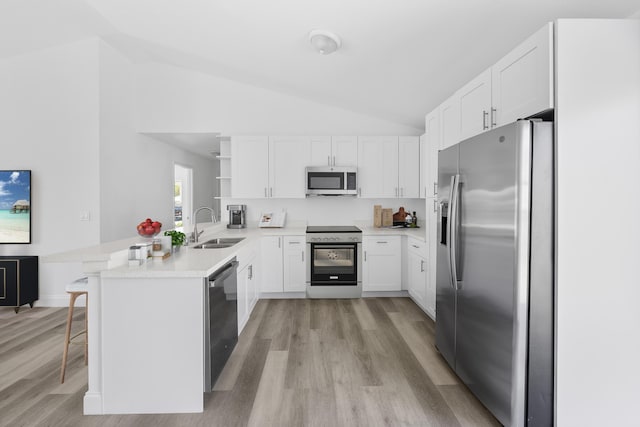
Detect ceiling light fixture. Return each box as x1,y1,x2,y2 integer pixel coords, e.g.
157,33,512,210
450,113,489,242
309,30,342,55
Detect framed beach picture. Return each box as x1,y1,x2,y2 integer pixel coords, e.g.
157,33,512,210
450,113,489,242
0,170,31,244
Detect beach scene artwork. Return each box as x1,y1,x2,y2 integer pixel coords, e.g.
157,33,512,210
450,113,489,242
0,170,31,243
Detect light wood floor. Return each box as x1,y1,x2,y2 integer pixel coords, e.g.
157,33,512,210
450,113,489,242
0,298,500,427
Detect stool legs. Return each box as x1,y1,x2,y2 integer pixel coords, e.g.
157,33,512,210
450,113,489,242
60,292,87,383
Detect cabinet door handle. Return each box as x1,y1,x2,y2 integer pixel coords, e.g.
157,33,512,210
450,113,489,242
420,260,425,272
412,244,420,249
433,182,438,196
433,199,438,212
364,251,367,261
482,110,489,130
289,241,300,245
491,107,497,127
333,156,336,166
358,187,361,197
278,237,281,248
377,241,388,244
302,251,304,262
264,188,267,197
248,264,253,280
328,156,331,166
270,187,273,198
395,187,398,197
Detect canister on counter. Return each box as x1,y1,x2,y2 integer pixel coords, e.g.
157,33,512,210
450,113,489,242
382,208,393,227
373,205,382,228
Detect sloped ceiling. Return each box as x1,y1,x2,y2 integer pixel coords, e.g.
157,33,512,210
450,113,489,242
2,0,640,130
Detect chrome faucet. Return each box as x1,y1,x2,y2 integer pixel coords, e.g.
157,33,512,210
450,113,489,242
191,206,216,243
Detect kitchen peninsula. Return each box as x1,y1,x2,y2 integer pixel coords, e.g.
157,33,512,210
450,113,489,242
45,223,302,415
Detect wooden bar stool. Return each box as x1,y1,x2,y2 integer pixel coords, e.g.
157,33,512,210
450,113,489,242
60,277,88,383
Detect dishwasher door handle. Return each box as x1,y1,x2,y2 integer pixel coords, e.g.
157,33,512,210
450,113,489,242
208,260,238,287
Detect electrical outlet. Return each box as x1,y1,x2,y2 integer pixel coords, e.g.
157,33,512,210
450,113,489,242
80,211,91,221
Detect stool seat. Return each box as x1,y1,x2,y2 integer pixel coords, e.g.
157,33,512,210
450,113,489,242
65,277,88,293
60,277,89,383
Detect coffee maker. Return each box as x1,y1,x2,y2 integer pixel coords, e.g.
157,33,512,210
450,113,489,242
227,204,247,229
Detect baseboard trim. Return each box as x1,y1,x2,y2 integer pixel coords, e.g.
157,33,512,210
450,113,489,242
362,290,409,298
259,292,306,299
83,392,103,415
35,294,86,307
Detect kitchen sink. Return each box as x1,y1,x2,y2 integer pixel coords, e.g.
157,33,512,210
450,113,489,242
193,237,245,249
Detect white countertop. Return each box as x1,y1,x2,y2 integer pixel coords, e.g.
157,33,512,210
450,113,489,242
101,223,308,279
44,220,426,278
355,221,427,241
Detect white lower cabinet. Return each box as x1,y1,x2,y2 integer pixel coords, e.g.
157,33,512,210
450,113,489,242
362,236,401,291
260,235,306,294
406,237,428,313
283,236,306,292
261,236,284,293
237,247,259,335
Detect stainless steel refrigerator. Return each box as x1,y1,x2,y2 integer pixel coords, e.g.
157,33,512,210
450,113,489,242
435,120,554,427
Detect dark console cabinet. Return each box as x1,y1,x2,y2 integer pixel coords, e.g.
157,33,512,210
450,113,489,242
0,256,38,313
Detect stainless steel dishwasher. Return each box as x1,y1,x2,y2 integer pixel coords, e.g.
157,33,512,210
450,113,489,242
204,259,238,392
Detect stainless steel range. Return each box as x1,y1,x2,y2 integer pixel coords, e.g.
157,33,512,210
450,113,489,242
306,226,362,298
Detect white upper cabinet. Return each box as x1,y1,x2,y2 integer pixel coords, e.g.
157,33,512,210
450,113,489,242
459,68,492,141
425,23,554,150
231,136,269,198
309,136,358,167
269,136,311,198
419,133,427,199
422,110,440,199
331,136,358,166
232,136,310,198
492,23,553,126
357,136,399,198
440,93,461,150
309,136,332,166
398,136,420,198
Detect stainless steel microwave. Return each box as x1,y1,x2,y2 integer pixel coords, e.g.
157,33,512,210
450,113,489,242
305,166,358,196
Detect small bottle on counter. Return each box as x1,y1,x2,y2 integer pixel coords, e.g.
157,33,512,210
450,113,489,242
411,211,418,228
152,238,162,252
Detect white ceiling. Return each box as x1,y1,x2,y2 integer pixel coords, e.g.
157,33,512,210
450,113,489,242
2,0,640,131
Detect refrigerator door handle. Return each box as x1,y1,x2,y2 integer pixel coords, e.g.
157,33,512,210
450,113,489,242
450,174,461,290
446,175,456,289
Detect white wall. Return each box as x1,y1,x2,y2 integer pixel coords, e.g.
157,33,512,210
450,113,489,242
98,42,216,241
0,39,102,304
555,19,640,426
0,40,218,306
134,62,422,135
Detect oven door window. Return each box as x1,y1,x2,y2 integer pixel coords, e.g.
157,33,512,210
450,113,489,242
310,243,357,285
308,172,344,190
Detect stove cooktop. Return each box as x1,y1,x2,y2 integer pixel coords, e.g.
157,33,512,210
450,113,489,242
306,225,362,233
